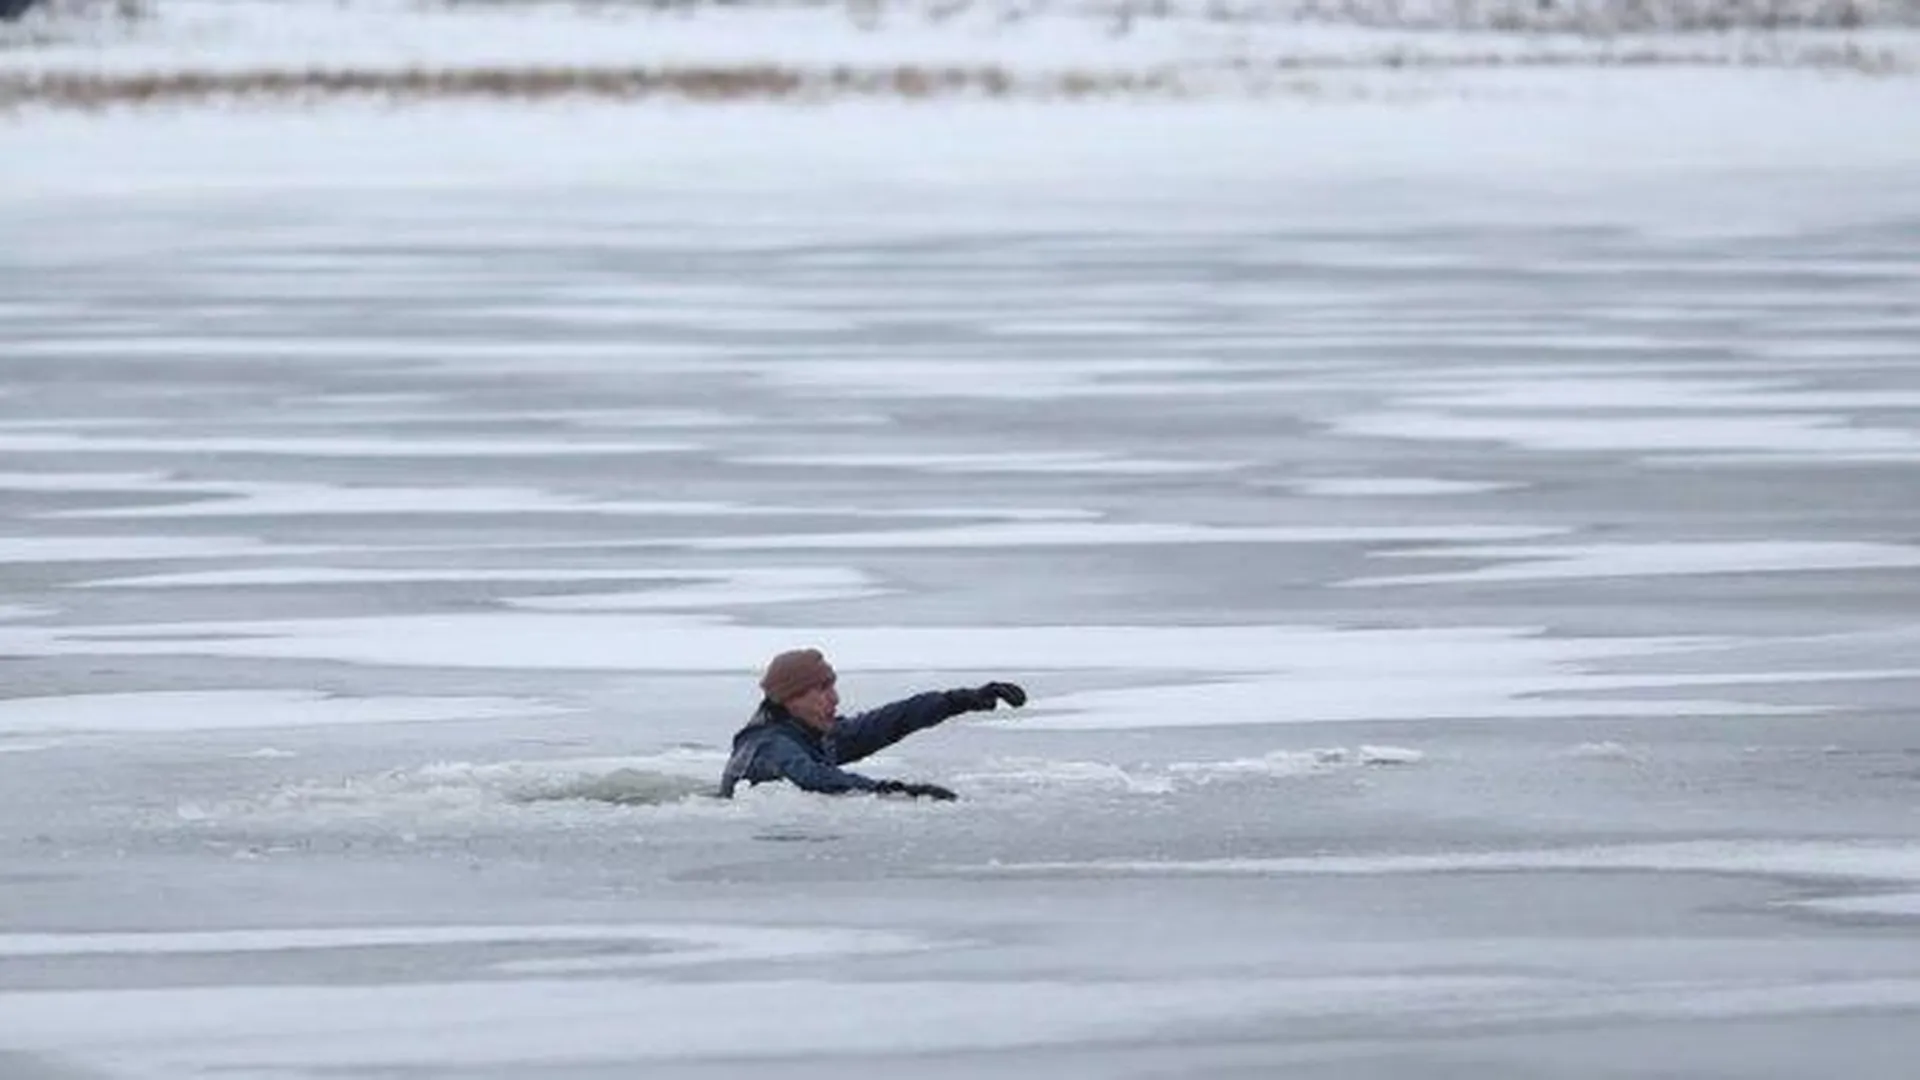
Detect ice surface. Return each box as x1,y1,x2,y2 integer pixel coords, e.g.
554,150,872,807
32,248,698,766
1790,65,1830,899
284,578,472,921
3,16,1920,1077
0,690,572,735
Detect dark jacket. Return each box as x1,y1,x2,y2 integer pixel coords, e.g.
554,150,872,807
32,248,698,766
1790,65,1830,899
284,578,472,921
718,690,968,797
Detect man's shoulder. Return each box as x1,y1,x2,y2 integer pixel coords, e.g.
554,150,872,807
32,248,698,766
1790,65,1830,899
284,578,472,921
736,710,813,747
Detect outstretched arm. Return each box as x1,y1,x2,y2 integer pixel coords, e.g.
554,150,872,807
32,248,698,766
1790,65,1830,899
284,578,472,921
830,691,966,764
832,682,1027,764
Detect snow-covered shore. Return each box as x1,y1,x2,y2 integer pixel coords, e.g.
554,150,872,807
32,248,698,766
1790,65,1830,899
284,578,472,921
2,0,1917,109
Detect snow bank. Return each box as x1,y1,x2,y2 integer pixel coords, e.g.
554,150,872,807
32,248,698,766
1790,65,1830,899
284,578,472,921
5,81,1915,221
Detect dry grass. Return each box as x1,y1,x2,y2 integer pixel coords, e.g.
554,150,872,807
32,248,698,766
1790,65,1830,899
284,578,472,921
429,0,1920,32
1259,39,1912,69
0,64,1120,109
1,0,145,25
1104,0,1920,31
0,43,1905,111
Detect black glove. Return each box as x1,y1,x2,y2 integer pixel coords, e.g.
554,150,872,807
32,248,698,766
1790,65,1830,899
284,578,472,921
873,780,959,801
948,681,1028,713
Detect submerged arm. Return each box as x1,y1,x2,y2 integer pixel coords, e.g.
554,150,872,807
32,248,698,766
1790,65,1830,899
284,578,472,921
756,735,881,794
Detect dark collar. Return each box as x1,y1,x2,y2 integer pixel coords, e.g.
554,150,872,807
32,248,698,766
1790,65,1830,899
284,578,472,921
758,699,832,746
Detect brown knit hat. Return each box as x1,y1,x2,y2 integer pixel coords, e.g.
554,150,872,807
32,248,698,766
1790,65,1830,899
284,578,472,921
759,648,836,704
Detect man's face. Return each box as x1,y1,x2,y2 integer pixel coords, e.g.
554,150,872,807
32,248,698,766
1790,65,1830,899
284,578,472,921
785,678,839,731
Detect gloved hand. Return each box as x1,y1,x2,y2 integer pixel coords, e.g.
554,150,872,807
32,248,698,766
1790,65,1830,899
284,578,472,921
947,681,1028,713
873,780,959,801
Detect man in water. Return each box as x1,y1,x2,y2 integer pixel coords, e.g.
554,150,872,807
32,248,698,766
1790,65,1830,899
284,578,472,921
718,647,1027,801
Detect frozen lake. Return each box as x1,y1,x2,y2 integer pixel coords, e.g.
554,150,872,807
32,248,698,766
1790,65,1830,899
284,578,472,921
3,94,1920,1078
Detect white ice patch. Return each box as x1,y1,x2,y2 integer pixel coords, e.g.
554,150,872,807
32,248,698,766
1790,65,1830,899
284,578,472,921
82,566,748,588
1798,892,1920,917
0,690,571,736
999,670,1817,732
509,588,886,612
47,480,997,522
83,566,881,611
474,303,857,333
0,922,937,966
963,840,1920,918
728,450,1247,476
270,405,749,430
759,357,1235,400
8,616,1856,727
1374,378,1912,411
0,469,172,491
0,738,64,754
1155,745,1424,783
501,568,886,611
1331,409,1920,463
48,482,723,520
987,317,1187,336
3,617,1892,728
0,603,56,620
1355,745,1425,765
1395,376,1920,413
1341,540,1920,587
0,973,1539,1073
0,535,336,563
948,758,1178,796
1165,749,1350,781
0,432,693,458
0,336,724,364
675,520,1561,551
1285,477,1518,497
1563,741,1646,762
0,617,1707,678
